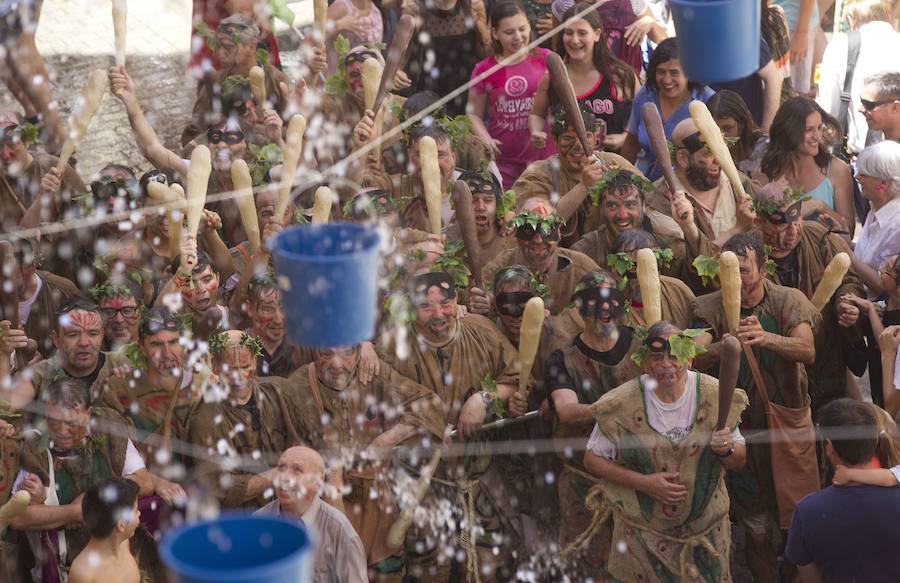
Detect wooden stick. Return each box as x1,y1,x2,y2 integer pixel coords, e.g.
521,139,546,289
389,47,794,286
451,180,483,289
56,70,109,171
311,186,333,224
112,0,127,68
636,248,661,326
545,52,590,155
275,115,307,222
419,136,442,236
716,335,741,430
719,251,741,333
810,252,851,311
641,102,678,201
386,448,441,549
362,58,383,112
689,100,748,201
0,490,30,537
231,160,260,254
313,0,328,45
249,65,266,107
518,297,546,395
185,145,211,238
146,182,185,258
372,14,415,115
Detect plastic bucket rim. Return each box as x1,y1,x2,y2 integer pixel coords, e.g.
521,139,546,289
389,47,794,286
159,513,311,582
670,0,740,6
271,223,382,265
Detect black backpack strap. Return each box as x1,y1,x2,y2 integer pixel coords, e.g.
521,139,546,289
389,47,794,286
838,31,862,139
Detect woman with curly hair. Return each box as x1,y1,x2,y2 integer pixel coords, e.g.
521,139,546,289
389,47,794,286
528,2,640,153
760,96,855,235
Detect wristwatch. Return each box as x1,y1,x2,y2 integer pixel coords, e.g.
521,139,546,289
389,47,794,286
714,445,734,458
478,391,495,408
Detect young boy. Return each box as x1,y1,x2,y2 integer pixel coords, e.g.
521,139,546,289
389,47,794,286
834,464,900,488
68,477,141,583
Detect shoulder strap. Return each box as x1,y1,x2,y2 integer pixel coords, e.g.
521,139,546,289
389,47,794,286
307,364,325,413
838,31,862,137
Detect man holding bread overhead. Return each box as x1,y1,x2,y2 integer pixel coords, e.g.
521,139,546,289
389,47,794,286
751,182,866,415
377,270,526,581
512,104,639,247
582,320,747,583
690,233,819,583
544,270,638,580
645,117,756,256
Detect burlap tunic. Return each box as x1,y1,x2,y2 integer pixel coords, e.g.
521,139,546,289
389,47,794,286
511,152,640,247
23,271,80,359
188,376,323,508
0,152,85,229
691,280,820,520
482,247,599,315
589,374,749,583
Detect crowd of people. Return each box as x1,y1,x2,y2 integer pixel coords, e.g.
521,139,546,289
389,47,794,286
1,0,900,581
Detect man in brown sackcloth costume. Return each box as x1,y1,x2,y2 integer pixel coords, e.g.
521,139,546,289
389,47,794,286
377,270,527,582
8,378,163,582
570,168,686,279
511,104,640,248
98,308,200,501
188,329,322,509
288,344,447,582
582,321,748,583
0,111,84,230
474,197,599,316
690,233,819,582
240,272,308,378
444,169,514,268
544,270,639,580
751,183,865,416
644,118,756,263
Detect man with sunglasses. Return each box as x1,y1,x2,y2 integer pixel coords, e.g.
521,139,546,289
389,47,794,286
479,197,598,316
0,110,84,230
751,182,865,417
512,104,639,248
377,270,526,581
571,168,687,281
583,320,747,583
690,233,818,582
543,270,639,579
860,71,900,143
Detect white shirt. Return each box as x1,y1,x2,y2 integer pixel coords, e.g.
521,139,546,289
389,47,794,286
817,22,900,154
854,197,900,273
587,370,744,458
18,273,42,324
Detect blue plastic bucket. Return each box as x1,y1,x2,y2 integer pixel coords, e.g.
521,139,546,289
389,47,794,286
669,0,761,83
160,514,313,583
271,223,381,348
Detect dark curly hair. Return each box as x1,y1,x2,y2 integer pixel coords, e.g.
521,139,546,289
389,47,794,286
761,97,841,181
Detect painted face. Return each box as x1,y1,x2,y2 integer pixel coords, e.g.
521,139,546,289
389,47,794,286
0,130,29,173
515,203,560,271
759,208,802,256
256,190,294,230
182,265,220,312
471,190,497,234
413,285,459,344
249,288,285,346
654,59,688,100
577,284,625,335
315,346,359,390
54,310,103,374
494,288,534,341
562,19,600,62
556,127,599,170
141,329,184,377
602,187,644,235
643,330,689,388
209,124,247,172
411,137,457,185
733,249,764,299
100,294,140,346
46,402,91,452
346,60,366,99
683,148,721,191
492,13,530,56
221,345,257,400
214,32,256,74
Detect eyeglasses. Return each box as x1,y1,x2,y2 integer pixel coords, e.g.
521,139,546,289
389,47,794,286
207,128,245,145
860,98,896,111
139,313,182,335
91,177,138,199
101,306,140,320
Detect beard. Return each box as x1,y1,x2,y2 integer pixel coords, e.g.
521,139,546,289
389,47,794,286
685,163,721,191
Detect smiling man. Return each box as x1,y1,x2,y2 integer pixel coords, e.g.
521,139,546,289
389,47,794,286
860,71,900,142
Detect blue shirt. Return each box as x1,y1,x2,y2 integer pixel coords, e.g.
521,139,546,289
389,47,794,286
626,86,715,181
786,484,900,582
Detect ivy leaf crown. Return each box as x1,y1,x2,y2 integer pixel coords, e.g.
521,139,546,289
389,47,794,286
587,168,654,206
630,326,709,367
431,239,472,288
750,186,810,216
508,209,565,233
325,36,387,95
208,327,264,358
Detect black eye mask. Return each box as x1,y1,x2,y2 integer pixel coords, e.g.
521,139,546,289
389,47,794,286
411,272,456,302
645,335,671,353
765,200,803,225
495,291,535,317
574,286,626,319
678,131,707,155
516,223,561,242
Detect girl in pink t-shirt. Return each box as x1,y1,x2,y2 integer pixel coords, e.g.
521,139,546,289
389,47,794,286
467,1,555,188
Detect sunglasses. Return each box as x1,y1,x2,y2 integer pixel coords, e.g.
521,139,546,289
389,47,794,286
207,128,245,145
91,177,138,199
495,291,535,317
140,314,182,335
861,98,896,111
144,170,169,186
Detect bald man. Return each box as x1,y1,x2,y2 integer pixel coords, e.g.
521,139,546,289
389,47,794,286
256,447,368,583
